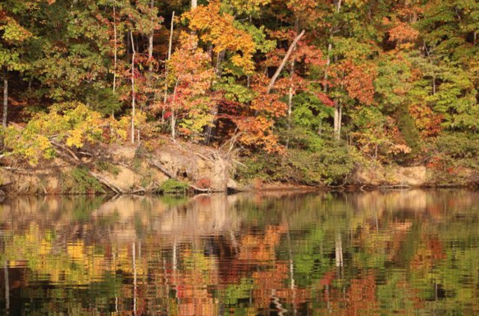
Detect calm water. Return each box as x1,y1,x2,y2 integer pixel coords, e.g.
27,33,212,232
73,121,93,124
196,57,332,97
1,190,479,315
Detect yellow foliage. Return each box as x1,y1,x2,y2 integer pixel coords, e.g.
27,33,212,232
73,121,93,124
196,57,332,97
184,0,256,73
225,0,272,14
3,103,144,165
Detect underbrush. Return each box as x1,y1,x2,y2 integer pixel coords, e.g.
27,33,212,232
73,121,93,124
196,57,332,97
61,166,105,194
237,134,357,186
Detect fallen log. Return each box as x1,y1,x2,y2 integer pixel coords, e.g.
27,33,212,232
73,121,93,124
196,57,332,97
89,172,125,194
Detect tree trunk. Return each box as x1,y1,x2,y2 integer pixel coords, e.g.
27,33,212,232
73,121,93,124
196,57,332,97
171,81,179,140
163,11,175,123
204,50,226,144
148,0,155,72
3,77,7,129
324,0,341,91
267,30,305,94
286,19,300,149
191,0,197,9
112,2,118,92
130,31,136,144
323,43,332,93
334,103,342,140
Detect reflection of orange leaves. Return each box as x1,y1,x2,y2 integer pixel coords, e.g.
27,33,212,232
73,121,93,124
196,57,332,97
346,272,379,316
321,271,379,316
238,225,286,261
411,235,446,271
319,270,336,286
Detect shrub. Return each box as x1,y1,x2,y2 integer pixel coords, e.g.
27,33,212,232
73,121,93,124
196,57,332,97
159,179,189,194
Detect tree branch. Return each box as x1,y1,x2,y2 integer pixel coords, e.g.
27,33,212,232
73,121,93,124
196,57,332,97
267,30,305,94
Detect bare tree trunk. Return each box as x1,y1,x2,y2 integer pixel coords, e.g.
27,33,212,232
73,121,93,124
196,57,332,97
3,78,7,129
423,41,437,96
334,103,342,140
163,11,175,124
285,21,300,150
267,30,305,94
204,50,225,144
148,0,155,72
191,0,197,9
130,31,136,144
113,2,118,92
171,81,179,140
323,43,332,93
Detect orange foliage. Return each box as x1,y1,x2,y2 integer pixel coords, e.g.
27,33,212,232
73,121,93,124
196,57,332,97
184,0,256,73
388,22,420,43
333,61,377,105
233,75,288,153
409,104,443,138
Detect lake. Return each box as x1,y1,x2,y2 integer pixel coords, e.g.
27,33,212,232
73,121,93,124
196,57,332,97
1,190,478,315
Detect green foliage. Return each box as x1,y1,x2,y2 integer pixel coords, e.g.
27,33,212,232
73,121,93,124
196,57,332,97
374,54,413,113
83,88,122,116
292,92,334,133
435,133,479,159
233,22,276,54
159,179,189,194
395,105,421,156
215,77,255,103
238,135,356,185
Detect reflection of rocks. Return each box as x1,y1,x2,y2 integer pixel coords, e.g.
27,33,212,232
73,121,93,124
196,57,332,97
2,190,479,248
90,194,240,244
352,190,428,213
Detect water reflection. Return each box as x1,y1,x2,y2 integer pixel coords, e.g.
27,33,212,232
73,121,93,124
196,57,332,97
1,190,478,315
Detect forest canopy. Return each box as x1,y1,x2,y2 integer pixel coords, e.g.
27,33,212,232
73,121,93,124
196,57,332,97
0,0,478,183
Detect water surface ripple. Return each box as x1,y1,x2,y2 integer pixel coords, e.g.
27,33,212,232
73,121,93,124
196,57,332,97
1,190,478,315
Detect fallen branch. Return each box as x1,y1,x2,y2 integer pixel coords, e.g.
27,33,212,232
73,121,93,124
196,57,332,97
50,140,80,162
89,172,125,194
149,159,176,178
267,30,305,94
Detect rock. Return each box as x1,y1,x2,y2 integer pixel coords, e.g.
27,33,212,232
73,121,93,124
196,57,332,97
353,164,428,187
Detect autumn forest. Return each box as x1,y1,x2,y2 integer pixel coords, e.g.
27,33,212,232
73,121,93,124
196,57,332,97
0,0,478,187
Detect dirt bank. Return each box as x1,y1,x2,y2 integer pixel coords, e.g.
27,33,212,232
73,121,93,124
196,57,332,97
352,163,479,188
1,141,478,195
0,141,238,195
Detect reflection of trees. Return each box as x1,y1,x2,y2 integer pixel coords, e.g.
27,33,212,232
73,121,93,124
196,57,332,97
0,190,479,315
